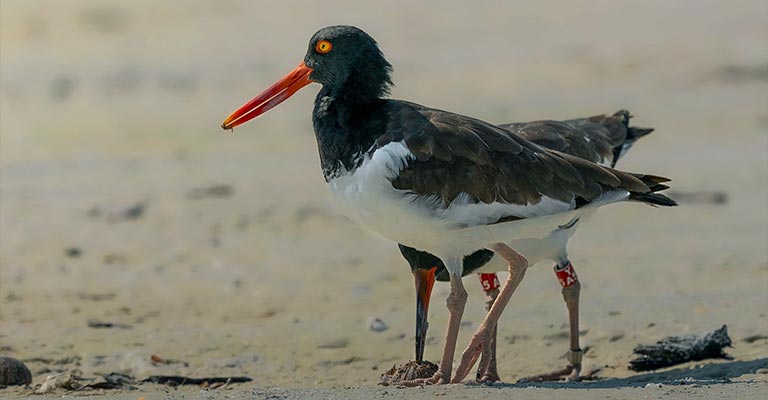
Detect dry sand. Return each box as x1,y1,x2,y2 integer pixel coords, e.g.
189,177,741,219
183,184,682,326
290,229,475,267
1,0,767,398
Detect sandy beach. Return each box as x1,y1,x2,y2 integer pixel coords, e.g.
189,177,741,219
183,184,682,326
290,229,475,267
1,0,767,398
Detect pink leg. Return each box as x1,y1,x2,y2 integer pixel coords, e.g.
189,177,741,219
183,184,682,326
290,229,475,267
452,244,528,383
437,274,468,383
476,274,501,383
521,261,583,382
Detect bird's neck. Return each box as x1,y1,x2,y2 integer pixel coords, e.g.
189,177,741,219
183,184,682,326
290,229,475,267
312,62,391,181
312,81,387,181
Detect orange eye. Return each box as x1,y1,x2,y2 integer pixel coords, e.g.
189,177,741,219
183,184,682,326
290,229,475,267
315,40,332,54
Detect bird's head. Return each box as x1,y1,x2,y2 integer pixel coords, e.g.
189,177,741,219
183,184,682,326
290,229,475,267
221,25,392,130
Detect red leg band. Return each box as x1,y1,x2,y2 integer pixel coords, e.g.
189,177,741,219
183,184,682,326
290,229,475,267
478,273,500,292
554,262,578,287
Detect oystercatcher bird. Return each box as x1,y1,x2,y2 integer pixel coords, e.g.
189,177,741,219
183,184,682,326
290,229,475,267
221,25,676,384
400,110,655,382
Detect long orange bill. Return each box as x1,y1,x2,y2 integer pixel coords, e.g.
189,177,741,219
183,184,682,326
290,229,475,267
413,267,437,363
221,62,313,130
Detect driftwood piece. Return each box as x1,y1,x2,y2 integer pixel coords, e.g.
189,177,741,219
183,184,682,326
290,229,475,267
143,375,252,386
83,372,137,390
629,325,732,371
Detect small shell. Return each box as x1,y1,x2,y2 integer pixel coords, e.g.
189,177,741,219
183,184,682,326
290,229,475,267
368,317,388,332
644,383,663,389
0,356,32,386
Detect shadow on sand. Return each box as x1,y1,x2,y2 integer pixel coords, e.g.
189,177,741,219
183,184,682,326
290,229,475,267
502,358,768,389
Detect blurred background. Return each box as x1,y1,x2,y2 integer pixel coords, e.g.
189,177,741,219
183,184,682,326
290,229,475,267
1,0,766,389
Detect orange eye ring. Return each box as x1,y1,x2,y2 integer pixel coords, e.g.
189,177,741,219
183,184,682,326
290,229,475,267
315,40,332,54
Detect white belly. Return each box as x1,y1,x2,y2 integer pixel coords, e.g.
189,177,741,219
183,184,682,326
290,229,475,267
475,221,582,272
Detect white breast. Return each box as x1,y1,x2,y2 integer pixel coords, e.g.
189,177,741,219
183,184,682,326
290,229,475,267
328,141,435,248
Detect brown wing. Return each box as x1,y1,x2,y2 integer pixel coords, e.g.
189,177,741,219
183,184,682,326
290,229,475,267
501,120,613,166
385,101,670,214
499,110,642,167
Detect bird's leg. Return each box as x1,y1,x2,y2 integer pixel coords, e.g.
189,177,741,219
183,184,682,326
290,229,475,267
563,275,582,381
452,244,528,383
521,261,583,382
399,270,467,386
435,273,468,383
475,274,501,383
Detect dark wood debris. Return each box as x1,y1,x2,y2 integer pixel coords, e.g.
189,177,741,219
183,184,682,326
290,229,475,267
143,375,252,387
629,325,732,371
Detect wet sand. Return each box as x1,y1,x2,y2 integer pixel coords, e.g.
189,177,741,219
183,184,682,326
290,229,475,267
1,0,767,398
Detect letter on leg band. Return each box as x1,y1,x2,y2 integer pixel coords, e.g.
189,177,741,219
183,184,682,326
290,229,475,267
554,262,578,287
478,273,500,292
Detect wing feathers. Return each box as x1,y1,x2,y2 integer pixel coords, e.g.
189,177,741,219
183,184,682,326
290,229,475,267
384,101,673,220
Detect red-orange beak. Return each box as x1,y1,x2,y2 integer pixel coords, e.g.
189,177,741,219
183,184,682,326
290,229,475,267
414,267,437,363
221,62,314,130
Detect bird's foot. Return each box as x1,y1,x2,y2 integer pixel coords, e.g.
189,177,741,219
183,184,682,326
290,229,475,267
451,328,493,383
475,352,500,384
476,371,501,384
519,363,581,382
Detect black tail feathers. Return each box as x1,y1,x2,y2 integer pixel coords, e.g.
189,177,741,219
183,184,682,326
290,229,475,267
628,173,677,207
630,191,678,207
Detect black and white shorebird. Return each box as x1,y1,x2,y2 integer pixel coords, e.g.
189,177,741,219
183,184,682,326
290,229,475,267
400,110,655,382
221,25,676,384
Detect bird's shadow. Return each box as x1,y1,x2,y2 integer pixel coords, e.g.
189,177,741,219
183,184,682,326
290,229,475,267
487,358,768,389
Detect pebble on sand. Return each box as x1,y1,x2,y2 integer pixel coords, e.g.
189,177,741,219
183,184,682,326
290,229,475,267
0,356,32,386
368,317,388,332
